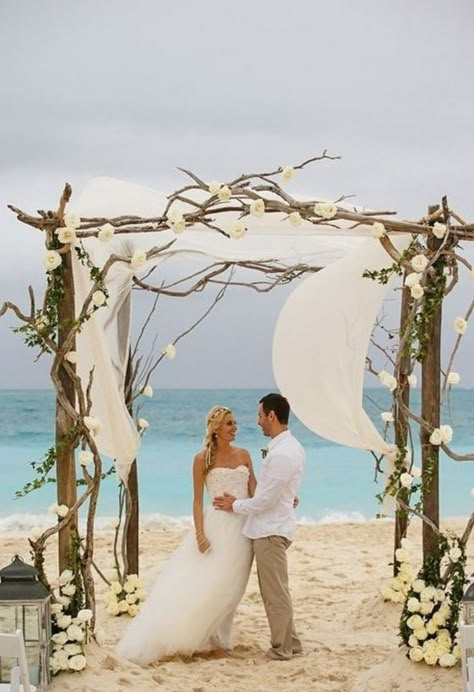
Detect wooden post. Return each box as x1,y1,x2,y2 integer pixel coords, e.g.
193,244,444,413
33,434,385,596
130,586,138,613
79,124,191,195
393,281,412,573
124,352,139,575
56,249,78,572
420,204,442,561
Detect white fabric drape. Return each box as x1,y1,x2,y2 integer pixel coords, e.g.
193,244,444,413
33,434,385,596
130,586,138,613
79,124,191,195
273,236,411,454
71,177,400,481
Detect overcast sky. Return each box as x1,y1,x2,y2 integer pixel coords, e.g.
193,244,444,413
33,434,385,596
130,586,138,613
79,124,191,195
1,0,473,389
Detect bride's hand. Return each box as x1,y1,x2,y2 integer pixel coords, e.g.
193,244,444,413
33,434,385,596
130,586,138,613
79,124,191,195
196,531,211,554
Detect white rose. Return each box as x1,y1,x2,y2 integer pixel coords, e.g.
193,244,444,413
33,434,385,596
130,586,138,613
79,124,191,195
420,601,434,615
381,411,394,423
56,595,71,607
395,547,410,562
43,250,62,272
399,562,413,577
118,599,129,613
62,583,76,596
250,199,265,217
67,624,84,642
407,373,417,387
64,212,81,229
110,581,123,595
68,654,87,671
408,634,419,648
432,222,446,239
107,601,120,616
124,581,137,593
56,614,72,629
208,181,222,195
447,371,460,386
452,644,461,660
314,202,337,219
98,223,115,242
126,593,138,604
438,652,456,667
172,218,186,234
288,212,303,227
426,620,438,635
52,632,68,646
35,314,49,332
432,612,446,627
407,615,424,631
407,597,421,613
370,222,386,239
420,586,436,602
414,627,428,641
281,166,295,181
84,416,102,435
57,227,76,245
55,504,69,518
399,473,413,489
454,317,467,335
423,650,438,665
64,351,79,364
128,604,139,617
378,370,397,391
439,424,453,444
92,290,106,307
136,588,147,600
410,284,424,300
138,418,149,430
429,428,443,445
64,643,82,656
131,250,147,269
217,185,232,201
405,272,421,288
434,589,445,602
29,526,42,541
78,450,93,466
77,609,93,623
229,221,246,239
163,344,176,360
410,254,429,272
142,384,153,398
59,569,74,586
448,546,462,561
409,647,424,662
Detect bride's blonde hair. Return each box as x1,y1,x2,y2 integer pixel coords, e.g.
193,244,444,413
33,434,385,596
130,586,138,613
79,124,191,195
203,406,232,474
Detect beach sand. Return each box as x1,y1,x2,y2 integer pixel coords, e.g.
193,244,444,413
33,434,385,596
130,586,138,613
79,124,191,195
0,518,470,692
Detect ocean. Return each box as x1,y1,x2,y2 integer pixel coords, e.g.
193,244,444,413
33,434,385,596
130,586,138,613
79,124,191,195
0,388,472,532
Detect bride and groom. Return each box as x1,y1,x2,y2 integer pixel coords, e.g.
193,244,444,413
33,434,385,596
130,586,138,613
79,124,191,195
116,392,306,663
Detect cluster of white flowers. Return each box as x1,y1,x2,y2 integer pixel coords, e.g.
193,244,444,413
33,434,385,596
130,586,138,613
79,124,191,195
370,222,386,239
166,208,186,234
381,539,414,603
404,271,425,300
49,569,91,675
429,424,453,446
105,574,146,617
313,202,337,220
378,369,397,392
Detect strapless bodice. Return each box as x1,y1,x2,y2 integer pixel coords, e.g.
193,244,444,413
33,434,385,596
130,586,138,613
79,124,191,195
206,465,249,500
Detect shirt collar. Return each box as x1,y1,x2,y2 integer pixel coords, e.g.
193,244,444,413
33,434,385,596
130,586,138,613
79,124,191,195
267,429,291,452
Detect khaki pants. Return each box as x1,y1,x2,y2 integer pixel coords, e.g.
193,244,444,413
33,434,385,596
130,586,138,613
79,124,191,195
253,535,302,659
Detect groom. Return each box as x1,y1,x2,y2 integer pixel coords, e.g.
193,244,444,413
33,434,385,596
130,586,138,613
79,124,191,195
213,392,305,660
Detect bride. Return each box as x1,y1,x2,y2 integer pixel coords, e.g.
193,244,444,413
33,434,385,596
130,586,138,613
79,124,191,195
115,405,257,663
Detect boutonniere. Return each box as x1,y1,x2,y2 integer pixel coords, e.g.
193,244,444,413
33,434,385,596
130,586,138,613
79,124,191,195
261,447,268,459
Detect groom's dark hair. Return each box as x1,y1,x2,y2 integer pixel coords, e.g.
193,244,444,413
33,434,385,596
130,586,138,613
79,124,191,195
259,393,290,424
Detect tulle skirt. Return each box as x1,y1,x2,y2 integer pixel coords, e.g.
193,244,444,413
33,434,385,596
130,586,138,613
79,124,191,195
115,506,253,664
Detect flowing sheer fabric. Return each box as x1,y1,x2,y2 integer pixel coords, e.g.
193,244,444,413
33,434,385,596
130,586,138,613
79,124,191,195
72,177,370,481
115,466,253,663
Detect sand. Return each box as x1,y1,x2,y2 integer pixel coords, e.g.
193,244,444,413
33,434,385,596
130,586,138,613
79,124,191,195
0,518,470,692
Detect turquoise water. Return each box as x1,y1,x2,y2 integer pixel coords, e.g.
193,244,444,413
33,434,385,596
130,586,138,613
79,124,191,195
0,388,472,530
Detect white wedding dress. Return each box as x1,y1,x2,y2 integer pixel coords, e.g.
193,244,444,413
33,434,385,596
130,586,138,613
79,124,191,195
115,465,253,664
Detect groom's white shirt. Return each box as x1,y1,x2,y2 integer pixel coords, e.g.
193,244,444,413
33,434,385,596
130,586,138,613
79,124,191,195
232,430,305,541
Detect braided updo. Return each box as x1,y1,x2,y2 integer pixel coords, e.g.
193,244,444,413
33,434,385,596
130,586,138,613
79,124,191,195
203,406,232,474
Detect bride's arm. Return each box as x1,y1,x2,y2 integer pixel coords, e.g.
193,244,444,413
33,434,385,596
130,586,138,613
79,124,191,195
243,450,257,497
192,453,211,553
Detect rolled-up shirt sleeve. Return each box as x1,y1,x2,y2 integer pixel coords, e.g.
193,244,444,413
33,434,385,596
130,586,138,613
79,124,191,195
233,454,293,515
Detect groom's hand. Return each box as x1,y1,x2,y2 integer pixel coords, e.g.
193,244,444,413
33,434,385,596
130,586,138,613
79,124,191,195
213,493,236,512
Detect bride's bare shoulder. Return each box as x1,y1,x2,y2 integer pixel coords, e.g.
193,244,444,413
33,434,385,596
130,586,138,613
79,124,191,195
193,450,206,467
234,447,252,465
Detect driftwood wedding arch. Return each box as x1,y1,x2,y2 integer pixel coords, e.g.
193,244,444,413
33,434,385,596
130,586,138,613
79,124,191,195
2,153,473,637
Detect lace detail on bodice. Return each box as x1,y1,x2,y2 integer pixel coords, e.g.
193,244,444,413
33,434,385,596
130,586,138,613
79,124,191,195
206,465,249,500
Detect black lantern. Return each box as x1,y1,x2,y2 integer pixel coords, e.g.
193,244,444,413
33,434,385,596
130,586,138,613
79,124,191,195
0,555,51,690
463,579,474,625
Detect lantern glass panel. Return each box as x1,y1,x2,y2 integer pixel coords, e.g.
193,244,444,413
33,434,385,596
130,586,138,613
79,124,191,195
464,601,474,626
0,603,42,686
